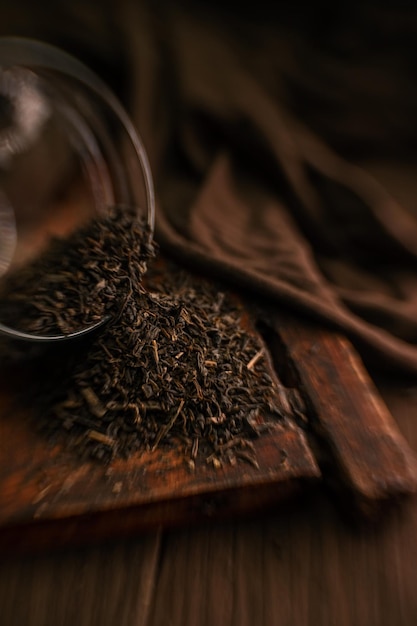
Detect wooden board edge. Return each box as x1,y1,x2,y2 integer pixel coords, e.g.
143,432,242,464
0,473,319,554
269,313,417,508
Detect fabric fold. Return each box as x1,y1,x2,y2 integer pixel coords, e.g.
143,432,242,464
121,0,417,376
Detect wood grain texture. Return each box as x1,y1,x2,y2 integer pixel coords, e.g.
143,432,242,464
0,383,416,626
0,531,162,626
272,314,417,509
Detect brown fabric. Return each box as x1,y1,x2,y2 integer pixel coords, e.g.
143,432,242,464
118,0,417,376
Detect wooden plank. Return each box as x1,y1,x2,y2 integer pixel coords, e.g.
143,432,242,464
0,403,318,551
0,530,162,626
272,313,417,510
0,338,319,552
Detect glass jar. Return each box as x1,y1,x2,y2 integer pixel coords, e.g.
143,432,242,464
0,37,155,341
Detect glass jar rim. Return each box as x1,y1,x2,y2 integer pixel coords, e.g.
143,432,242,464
0,36,156,344
0,36,155,233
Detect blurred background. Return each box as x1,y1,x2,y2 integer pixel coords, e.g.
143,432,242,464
2,0,417,367
1,0,417,158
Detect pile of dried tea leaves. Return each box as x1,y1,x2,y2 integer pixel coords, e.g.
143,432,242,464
0,209,290,468
0,205,155,335
41,263,290,467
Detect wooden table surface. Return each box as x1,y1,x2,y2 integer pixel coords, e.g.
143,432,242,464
0,373,416,626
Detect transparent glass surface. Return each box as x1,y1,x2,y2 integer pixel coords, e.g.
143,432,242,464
0,37,155,340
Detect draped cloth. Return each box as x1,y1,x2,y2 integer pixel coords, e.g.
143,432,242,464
117,1,417,376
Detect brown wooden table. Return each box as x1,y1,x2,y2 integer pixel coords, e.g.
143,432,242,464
0,352,416,626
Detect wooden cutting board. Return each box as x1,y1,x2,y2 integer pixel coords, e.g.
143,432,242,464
0,293,320,552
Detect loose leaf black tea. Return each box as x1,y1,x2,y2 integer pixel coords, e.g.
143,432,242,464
0,209,293,468
0,205,155,335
